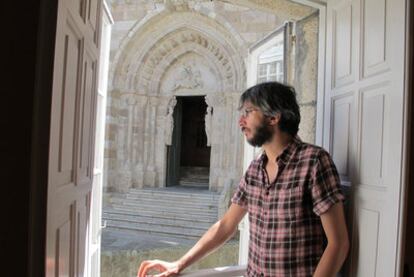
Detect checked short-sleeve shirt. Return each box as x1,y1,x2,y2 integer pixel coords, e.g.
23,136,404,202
231,137,345,277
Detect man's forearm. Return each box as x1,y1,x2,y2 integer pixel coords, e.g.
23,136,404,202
177,220,236,271
313,241,349,277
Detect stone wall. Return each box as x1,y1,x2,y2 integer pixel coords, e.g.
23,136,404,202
294,11,319,144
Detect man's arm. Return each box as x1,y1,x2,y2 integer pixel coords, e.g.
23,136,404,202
138,203,247,277
313,202,349,277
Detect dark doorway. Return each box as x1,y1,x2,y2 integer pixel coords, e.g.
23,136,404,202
166,96,211,189
180,97,210,167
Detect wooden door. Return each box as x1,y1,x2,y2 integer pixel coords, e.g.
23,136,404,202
324,0,408,275
45,0,102,276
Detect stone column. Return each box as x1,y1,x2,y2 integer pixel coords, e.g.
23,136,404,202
144,96,158,187
125,94,136,163
156,96,177,188
164,96,177,146
208,94,226,191
115,93,135,192
204,95,213,147
132,95,147,188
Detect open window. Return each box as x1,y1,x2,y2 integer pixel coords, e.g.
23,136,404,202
247,22,292,87
238,22,293,264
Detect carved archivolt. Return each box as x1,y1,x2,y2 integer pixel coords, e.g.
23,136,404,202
136,29,241,94
112,11,246,94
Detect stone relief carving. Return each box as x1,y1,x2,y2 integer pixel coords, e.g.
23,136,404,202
164,96,177,145
204,95,214,146
205,105,213,147
164,0,189,11
172,62,204,91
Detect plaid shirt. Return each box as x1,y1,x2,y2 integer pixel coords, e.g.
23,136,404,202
232,137,344,277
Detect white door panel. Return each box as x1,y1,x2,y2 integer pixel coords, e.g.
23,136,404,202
46,0,102,276
330,92,356,184
326,0,407,276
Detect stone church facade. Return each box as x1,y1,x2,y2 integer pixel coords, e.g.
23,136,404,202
104,0,319,193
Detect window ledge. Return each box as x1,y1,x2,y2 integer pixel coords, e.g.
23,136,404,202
181,265,247,277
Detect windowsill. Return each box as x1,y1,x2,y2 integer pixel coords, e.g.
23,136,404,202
181,265,247,277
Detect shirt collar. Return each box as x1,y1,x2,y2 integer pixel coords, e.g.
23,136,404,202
258,135,302,167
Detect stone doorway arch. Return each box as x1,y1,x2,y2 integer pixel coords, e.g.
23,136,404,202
107,9,246,192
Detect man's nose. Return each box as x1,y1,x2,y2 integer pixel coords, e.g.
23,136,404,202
239,116,245,127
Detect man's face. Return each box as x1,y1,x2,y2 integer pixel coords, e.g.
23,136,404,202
239,102,274,147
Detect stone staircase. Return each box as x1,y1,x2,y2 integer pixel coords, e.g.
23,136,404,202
179,166,210,188
102,187,220,240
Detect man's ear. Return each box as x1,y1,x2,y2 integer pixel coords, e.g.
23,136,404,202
268,113,281,126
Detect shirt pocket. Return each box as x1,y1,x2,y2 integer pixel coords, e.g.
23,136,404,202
273,182,304,221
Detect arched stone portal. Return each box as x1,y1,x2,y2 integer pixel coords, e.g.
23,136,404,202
105,1,319,193
107,7,247,192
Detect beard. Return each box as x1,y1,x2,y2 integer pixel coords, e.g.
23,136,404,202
246,119,273,147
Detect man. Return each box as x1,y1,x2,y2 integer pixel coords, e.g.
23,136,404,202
138,82,349,277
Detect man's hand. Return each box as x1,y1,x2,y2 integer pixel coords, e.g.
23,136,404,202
137,259,181,277
137,204,246,277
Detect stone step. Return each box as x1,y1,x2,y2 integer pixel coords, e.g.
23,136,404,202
119,198,217,210
105,220,207,239
102,211,213,229
122,193,219,205
128,188,220,200
179,177,209,183
179,174,209,180
103,208,217,223
180,166,210,175
121,197,216,209
106,206,217,221
104,187,219,240
109,202,217,217
179,175,209,180
178,181,209,187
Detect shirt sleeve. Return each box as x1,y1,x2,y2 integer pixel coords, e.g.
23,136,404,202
311,149,345,216
231,172,248,209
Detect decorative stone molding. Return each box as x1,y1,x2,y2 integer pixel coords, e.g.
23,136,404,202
205,97,213,147
164,96,177,146
138,29,239,93
109,5,247,88
164,0,190,11
111,11,246,93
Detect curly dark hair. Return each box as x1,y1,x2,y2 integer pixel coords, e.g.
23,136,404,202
239,82,301,136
